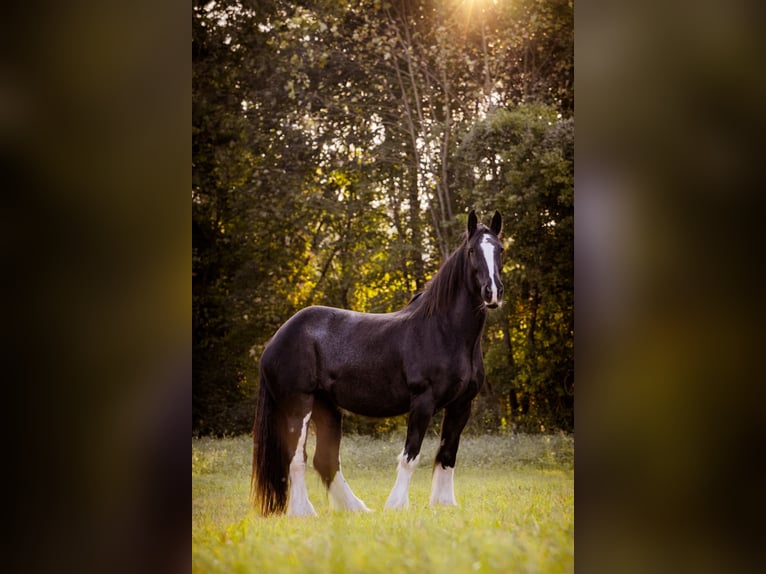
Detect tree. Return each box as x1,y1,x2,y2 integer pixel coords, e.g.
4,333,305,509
192,0,574,434
457,104,574,431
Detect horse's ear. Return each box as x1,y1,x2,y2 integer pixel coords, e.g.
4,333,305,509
490,210,502,236
467,210,478,237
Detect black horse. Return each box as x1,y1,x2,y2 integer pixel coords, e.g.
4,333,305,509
251,210,504,516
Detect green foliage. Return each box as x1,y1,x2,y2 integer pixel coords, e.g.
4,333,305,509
193,434,574,573
193,0,573,434
457,106,574,432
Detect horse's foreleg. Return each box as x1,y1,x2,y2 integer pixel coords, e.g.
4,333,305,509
285,397,317,517
431,399,472,506
313,395,370,512
384,391,434,510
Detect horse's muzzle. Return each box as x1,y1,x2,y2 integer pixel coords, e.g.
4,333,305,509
483,282,504,308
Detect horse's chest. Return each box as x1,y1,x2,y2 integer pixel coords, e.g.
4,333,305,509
411,345,479,391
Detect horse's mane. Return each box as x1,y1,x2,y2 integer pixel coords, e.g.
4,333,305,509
405,234,470,319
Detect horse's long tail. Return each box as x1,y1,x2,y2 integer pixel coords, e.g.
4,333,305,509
251,369,289,515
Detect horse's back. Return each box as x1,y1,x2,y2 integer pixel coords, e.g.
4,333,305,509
260,305,411,411
260,305,379,377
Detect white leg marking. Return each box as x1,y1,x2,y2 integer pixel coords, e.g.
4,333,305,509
430,464,457,506
328,466,371,512
384,451,420,510
480,234,499,305
287,412,317,517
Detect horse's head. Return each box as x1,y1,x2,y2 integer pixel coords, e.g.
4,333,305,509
466,210,504,309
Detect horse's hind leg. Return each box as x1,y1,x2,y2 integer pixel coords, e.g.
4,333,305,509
284,395,317,517
312,394,370,512
431,398,472,506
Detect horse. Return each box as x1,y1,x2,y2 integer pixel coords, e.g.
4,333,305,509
251,210,504,516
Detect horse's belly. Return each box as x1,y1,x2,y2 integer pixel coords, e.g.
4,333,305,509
323,372,410,418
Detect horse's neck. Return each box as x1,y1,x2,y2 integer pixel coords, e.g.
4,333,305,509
446,290,487,345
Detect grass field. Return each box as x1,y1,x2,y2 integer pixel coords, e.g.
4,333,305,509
193,432,574,573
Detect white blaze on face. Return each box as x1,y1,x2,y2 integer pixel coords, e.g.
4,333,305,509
480,234,499,305
287,412,317,517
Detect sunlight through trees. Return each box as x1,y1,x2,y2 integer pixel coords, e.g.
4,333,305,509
193,0,573,434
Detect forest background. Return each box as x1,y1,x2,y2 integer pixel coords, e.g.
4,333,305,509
192,0,573,436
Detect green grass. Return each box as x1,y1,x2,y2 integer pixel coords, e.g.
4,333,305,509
193,433,574,573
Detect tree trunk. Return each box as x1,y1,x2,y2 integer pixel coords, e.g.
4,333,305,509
408,167,426,290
